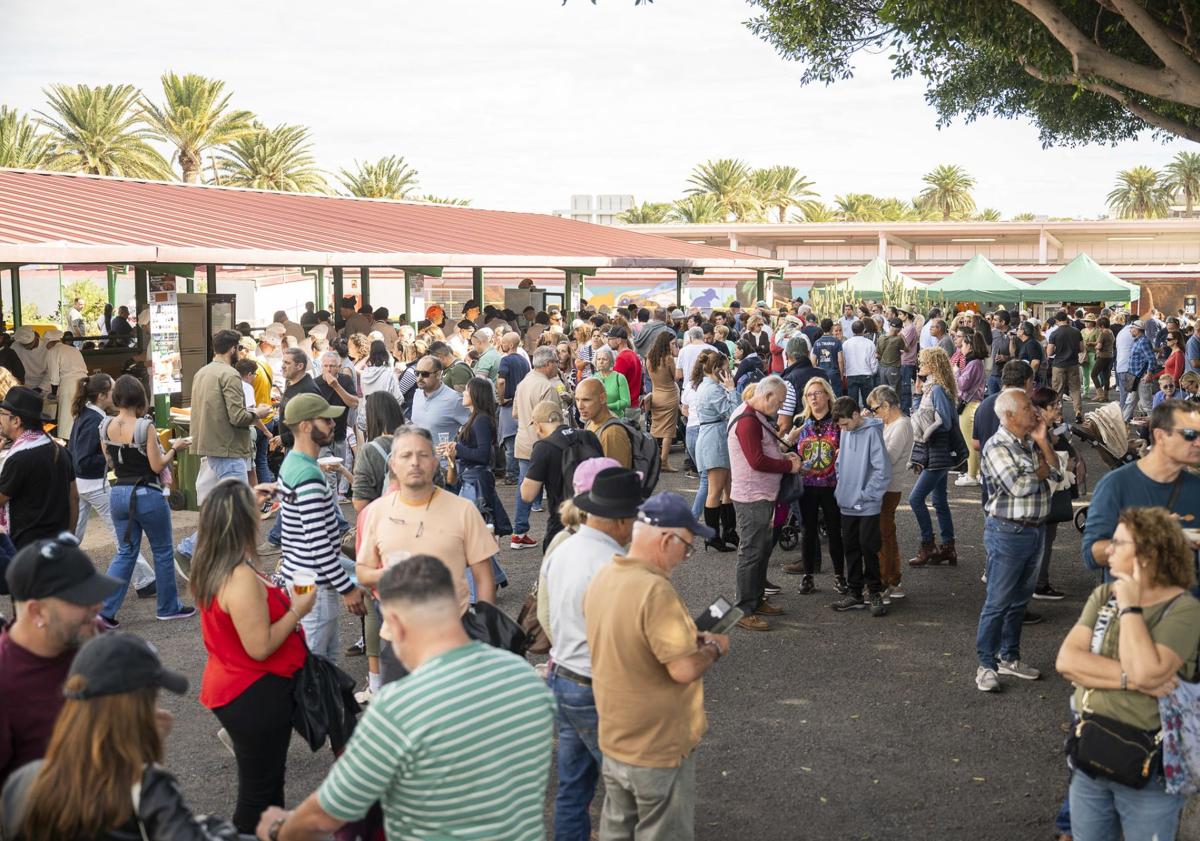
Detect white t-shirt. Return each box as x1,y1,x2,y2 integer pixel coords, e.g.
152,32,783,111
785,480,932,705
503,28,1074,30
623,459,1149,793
842,335,879,377
676,341,706,380
241,381,255,409
681,380,701,429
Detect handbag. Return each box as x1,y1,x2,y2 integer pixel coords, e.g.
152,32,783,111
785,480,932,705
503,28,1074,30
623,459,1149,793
461,600,528,656
516,585,550,655
726,409,803,505
1045,488,1074,524
1159,658,1200,795
1067,693,1163,790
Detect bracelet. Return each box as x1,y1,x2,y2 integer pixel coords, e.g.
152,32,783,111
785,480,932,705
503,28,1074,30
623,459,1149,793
287,607,301,622
703,639,722,662
268,814,288,841
1118,606,1144,618
1120,671,1128,691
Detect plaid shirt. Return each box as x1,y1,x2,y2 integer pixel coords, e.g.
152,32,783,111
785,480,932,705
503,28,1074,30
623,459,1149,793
981,425,1059,522
1130,335,1156,378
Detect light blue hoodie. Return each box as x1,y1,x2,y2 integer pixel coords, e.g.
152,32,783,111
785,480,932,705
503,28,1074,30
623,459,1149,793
834,416,892,516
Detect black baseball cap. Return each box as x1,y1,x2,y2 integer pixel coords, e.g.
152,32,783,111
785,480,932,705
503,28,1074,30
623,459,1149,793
64,632,188,700
5,533,121,604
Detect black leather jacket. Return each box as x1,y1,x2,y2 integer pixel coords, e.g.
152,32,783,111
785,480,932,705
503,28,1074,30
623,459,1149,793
1,761,242,841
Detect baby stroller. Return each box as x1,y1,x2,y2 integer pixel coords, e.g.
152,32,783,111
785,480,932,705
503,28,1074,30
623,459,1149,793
1069,402,1145,532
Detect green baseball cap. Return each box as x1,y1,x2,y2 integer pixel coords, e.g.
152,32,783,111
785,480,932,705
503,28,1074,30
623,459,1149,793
284,393,344,425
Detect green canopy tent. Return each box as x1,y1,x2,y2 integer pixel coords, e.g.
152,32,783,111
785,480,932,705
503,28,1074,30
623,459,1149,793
827,257,925,297
926,254,1032,303
1022,252,1140,303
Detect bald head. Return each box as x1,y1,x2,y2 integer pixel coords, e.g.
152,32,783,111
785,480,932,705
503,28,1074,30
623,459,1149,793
500,332,520,352
575,377,609,423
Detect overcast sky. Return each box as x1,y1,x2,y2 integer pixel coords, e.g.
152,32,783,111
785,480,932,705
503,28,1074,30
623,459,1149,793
2,0,1192,218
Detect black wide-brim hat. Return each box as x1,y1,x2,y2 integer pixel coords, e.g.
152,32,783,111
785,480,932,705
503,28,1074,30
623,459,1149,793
574,467,643,519
0,386,52,424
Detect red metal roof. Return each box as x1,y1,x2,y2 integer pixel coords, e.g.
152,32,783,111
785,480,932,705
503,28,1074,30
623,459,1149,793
0,169,784,271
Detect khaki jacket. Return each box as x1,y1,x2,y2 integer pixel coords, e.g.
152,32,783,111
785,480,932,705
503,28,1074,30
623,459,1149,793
191,359,257,459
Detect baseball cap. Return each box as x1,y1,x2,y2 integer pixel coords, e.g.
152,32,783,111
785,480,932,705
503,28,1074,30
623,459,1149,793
637,492,715,540
607,325,629,340
6,533,121,604
258,331,281,347
63,632,188,700
571,456,622,495
670,308,685,320
284,393,344,425
1131,320,1146,330
531,400,564,425
238,336,257,352
889,318,903,330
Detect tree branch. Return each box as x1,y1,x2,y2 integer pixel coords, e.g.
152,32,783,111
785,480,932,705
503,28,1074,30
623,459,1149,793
1009,0,1200,107
1106,0,1200,80
1022,61,1200,142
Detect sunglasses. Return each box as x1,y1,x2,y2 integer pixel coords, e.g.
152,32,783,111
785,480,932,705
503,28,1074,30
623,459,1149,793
865,403,881,413
415,370,437,378
1169,428,1200,442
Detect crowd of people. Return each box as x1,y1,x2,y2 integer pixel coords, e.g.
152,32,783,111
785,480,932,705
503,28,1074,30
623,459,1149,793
0,291,1197,840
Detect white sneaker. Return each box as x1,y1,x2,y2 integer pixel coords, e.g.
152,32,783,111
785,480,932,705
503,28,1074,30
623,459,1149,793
889,582,906,600
955,473,980,487
354,688,375,705
998,659,1041,680
975,667,1001,692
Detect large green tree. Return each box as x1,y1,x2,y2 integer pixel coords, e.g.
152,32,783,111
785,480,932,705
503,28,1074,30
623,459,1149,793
917,164,977,220
669,193,725,223
619,200,673,223
745,1,1200,145
1107,164,1173,217
750,165,817,222
140,72,256,183
214,123,327,193
38,83,173,179
1163,149,1200,215
686,158,762,221
338,155,420,199
0,106,56,170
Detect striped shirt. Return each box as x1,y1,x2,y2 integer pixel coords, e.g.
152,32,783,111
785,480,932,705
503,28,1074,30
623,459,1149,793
317,641,556,840
276,450,353,593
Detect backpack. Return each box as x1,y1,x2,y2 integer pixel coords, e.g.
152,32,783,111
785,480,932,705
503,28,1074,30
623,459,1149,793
547,427,605,495
599,416,661,496
736,365,765,394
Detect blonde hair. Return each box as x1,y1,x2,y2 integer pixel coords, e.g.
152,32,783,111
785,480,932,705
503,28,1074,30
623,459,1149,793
0,366,20,400
918,347,958,402
798,376,835,421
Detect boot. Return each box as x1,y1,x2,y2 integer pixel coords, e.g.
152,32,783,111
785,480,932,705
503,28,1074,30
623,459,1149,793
720,503,740,546
703,507,732,552
936,539,958,566
908,541,940,567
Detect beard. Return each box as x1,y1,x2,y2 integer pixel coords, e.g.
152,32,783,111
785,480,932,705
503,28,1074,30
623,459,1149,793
311,424,335,447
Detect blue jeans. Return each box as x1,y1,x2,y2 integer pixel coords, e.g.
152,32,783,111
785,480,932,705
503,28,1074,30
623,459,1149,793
976,517,1043,670
908,468,953,544
986,371,1003,398
685,426,708,519
503,436,517,482
818,368,842,396
515,457,534,535
460,464,513,537
1069,768,1184,841
900,363,916,414
847,375,873,407
254,428,274,483
301,585,342,661
102,485,183,619
178,455,250,556
549,671,602,841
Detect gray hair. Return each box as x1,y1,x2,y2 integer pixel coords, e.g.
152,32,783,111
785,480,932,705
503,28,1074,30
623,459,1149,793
389,424,435,459
473,327,494,342
321,350,341,364
686,327,704,342
757,375,786,397
868,385,898,409
785,335,809,360
593,345,615,365
531,346,558,369
995,389,1026,420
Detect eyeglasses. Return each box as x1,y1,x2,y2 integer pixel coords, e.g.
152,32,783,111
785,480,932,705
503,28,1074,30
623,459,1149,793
415,370,436,378
865,403,881,413
667,532,696,559
1168,427,1200,442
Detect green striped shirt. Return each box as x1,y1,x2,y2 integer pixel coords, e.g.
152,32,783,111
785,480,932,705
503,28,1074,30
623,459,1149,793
318,641,556,840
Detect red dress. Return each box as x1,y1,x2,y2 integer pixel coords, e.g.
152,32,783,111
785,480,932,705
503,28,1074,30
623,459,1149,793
199,572,307,709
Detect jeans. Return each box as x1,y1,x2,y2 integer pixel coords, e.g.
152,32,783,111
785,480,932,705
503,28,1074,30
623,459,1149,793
549,671,602,841
300,585,343,661
503,435,518,481
1116,369,1129,414
878,365,900,392
318,438,348,495
1121,373,1141,422
732,500,775,613
799,485,843,576
985,370,1003,398
212,673,296,834
847,375,873,408
102,485,183,619
976,516,1043,669
1069,768,1184,841
899,363,916,414
253,427,274,484
818,369,842,397
466,558,508,603
460,464,513,537
685,426,707,519
908,468,953,544
841,512,882,598
178,455,251,556
600,753,696,841
76,484,154,590
515,457,534,535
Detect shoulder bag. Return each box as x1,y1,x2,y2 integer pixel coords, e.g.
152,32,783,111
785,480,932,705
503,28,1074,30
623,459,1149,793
726,410,803,505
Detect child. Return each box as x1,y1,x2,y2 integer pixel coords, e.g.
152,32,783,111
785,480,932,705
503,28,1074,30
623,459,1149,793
235,358,272,484
1152,373,1178,407
830,396,892,616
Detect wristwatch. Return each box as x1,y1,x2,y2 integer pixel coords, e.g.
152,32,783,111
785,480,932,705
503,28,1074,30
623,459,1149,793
1118,606,1144,618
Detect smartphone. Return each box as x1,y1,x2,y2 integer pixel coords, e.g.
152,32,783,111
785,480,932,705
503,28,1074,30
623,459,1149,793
695,596,743,634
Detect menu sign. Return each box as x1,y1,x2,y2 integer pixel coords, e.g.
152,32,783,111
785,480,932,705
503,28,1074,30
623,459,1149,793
149,274,182,395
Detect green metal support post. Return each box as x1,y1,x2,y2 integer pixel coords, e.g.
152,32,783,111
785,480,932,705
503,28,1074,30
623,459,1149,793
403,271,413,323
359,267,370,306
313,268,325,312
756,270,766,304
472,267,484,307
563,272,574,317
332,268,344,312
206,264,216,294
675,269,685,309
10,267,22,328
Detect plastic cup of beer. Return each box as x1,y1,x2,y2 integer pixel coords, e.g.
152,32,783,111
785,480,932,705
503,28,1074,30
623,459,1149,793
292,569,316,595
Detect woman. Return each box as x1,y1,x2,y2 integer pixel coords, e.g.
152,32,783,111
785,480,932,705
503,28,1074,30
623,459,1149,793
1017,321,1046,385
792,377,846,596
1081,314,1099,400
189,480,312,834
1161,330,1185,383
573,323,596,381
954,331,988,488
1180,370,1200,402
745,315,770,359
552,342,575,407
692,351,741,551
646,331,680,473
357,340,402,431
714,324,737,359
97,375,192,626
1056,507,1200,841
682,350,715,519
733,336,765,391
592,345,630,417
444,377,514,542
1092,316,1116,401
1,633,240,841
99,302,114,337
908,348,959,567
1030,386,1077,601
347,333,371,372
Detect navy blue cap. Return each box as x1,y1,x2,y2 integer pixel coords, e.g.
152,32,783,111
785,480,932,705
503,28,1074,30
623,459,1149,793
637,492,715,539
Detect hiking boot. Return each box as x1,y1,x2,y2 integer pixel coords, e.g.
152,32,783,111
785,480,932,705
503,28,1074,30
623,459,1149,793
908,541,939,567
782,561,806,575
798,575,817,595
975,666,1001,692
936,539,958,566
737,615,771,632
831,594,865,612
833,575,849,595
755,599,785,616
763,580,782,596
868,592,888,617
998,659,1041,680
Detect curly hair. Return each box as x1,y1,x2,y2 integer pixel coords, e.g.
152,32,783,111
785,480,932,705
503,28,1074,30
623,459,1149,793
918,347,957,402
647,331,675,371
1118,507,1197,590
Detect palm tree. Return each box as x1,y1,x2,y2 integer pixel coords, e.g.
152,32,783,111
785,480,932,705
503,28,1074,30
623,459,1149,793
338,155,419,199
834,193,883,222
669,193,724,224
214,123,327,193
974,207,1002,221
917,164,976,221
1011,212,1038,221
38,84,173,179
0,106,56,170
1164,151,1200,217
619,201,672,224
417,194,471,206
686,158,759,221
139,72,255,184
1107,165,1173,219
750,165,817,222
875,197,918,221
796,200,838,222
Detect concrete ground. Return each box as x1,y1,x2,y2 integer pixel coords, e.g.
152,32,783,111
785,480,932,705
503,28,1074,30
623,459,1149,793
69,438,1198,840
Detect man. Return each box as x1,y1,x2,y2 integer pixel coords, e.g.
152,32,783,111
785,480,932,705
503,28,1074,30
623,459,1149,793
972,361,1036,464
607,326,644,422
66,298,86,337
257,330,284,387
299,301,318,332
511,347,561,548
875,318,904,391
928,318,955,360
576,377,632,469
0,534,119,788
461,298,483,327
448,318,475,360
974,389,1058,692
896,308,919,413
633,307,673,356
107,305,134,346
777,335,820,434
839,303,857,338
257,556,553,841
919,306,941,350
271,309,304,342
273,347,323,450
409,355,470,446
842,320,878,408
497,332,531,484
369,306,397,348
239,336,277,485
10,327,47,392
801,312,823,349
1045,310,1085,423
339,297,371,338
0,387,78,550
584,492,728,841
986,311,1014,397
315,350,359,495
1082,399,1200,583
810,318,844,396
540,467,639,840
675,327,708,385
43,328,88,437
1127,320,1157,418
1114,312,1135,415
428,341,474,392
523,401,604,553
868,385,913,602
524,310,549,355
471,326,502,383
275,394,364,660
727,376,802,631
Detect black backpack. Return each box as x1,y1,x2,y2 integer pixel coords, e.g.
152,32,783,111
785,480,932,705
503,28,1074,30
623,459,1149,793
599,416,661,497
547,427,605,495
